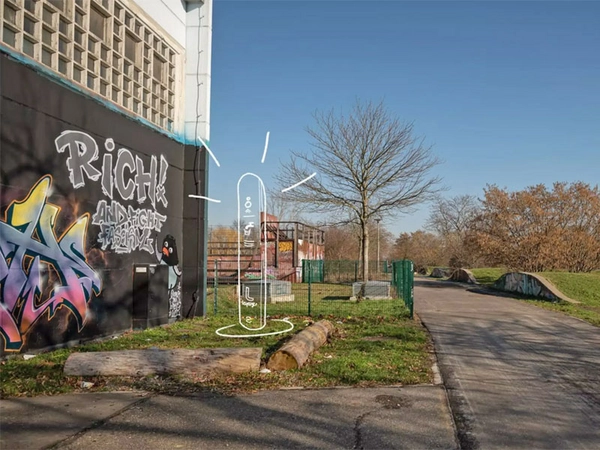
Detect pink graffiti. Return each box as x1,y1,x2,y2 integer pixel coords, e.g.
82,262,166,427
0,176,102,352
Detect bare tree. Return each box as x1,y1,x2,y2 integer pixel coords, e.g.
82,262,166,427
426,194,479,236
275,100,442,280
425,194,481,268
267,188,305,222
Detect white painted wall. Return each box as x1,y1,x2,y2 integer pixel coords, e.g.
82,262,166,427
131,0,212,142
184,0,212,142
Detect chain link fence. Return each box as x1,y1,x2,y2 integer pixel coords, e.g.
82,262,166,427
206,259,414,319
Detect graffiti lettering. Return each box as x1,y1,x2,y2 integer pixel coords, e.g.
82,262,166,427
278,241,293,252
55,131,102,188
92,200,167,254
56,130,170,255
55,131,169,208
0,177,102,352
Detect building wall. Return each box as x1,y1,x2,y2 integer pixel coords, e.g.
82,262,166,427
0,0,212,355
132,0,187,48
0,52,207,355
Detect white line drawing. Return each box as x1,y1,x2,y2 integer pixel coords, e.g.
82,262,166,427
236,172,268,331
282,172,317,193
188,194,221,203
215,318,295,338
261,131,270,164
188,132,314,338
197,135,221,167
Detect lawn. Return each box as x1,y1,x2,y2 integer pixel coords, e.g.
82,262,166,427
207,282,404,318
469,267,507,286
469,267,600,327
529,271,600,327
0,310,432,398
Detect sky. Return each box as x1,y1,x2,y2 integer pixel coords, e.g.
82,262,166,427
206,0,600,236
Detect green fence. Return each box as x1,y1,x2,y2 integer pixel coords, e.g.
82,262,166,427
302,259,324,283
303,259,392,283
392,260,414,318
207,259,415,319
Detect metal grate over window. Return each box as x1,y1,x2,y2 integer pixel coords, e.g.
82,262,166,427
0,0,181,132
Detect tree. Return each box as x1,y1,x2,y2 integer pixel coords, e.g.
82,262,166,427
276,100,442,280
209,225,239,243
324,224,360,261
425,194,481,268
267,188,305,223
470,182,600,272
392,231,446,272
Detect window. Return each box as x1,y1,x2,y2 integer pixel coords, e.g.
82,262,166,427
0,0,181,132
124,32,138,63
153,53,164,82
89,7,105,40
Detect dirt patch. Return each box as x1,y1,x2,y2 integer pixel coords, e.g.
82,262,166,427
375,394,413,409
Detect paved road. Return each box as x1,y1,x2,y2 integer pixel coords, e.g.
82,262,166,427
415,278,600,450
1,387,457,450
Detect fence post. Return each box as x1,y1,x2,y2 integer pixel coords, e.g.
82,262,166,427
354,260,358,282
402,260,414,319
307,260,312,316
213,260,218,315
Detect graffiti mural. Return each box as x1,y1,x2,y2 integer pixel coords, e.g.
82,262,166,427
156,235,182,318
0,176,102,352
494,272,560,301
55,131,169,254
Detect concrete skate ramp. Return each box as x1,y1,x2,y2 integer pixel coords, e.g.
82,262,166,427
494,272,579,303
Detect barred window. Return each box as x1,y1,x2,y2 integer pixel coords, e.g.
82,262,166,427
0,0,181,132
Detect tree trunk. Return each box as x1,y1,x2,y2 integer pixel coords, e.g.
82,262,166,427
64,348,262,377
266,320,334,370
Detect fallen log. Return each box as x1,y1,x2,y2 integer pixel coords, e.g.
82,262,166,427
64,347,262,377
267,320,334,371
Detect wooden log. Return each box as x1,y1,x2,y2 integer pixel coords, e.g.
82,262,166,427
267,320,334,371
64,347,262,377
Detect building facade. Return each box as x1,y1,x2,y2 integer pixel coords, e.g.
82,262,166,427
0,0,212,354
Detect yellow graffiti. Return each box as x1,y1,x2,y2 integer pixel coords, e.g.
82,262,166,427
278,241,293,252
1,176,102,351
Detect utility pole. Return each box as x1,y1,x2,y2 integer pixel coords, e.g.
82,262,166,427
375,218,381,277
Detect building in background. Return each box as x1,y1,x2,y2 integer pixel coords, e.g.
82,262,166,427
0,0,212,355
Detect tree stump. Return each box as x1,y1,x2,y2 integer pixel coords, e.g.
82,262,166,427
64,348,262,377
267,320,334,371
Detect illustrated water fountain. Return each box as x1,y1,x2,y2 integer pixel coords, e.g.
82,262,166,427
189,132,314,338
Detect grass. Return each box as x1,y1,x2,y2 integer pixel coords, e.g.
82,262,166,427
469,267,600,327
528,271,600,326
207,282,405,318
0,309,432,398
469,268,507,286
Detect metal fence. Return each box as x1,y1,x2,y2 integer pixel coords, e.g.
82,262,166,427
207,259,415,319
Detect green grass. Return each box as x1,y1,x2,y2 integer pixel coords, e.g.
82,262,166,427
528,271,600,326
0,311,432,398
470,268,507,286
207,283,405,318
469,268,600,327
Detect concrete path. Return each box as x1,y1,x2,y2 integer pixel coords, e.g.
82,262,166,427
415,278,600,450
1,386,457,449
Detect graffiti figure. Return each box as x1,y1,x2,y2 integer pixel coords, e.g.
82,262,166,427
0,176,102,352
156,235,182,318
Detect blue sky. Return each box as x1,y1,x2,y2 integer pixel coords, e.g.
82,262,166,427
207,0,600,235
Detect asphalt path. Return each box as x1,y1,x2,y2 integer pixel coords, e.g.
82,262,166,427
415,278,600,450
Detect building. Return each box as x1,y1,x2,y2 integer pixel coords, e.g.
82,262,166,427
0,0,213,354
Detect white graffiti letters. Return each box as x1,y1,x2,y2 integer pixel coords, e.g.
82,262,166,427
55,131,169,208
92,200,166,254
56,130,170,255
55,131,102,188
